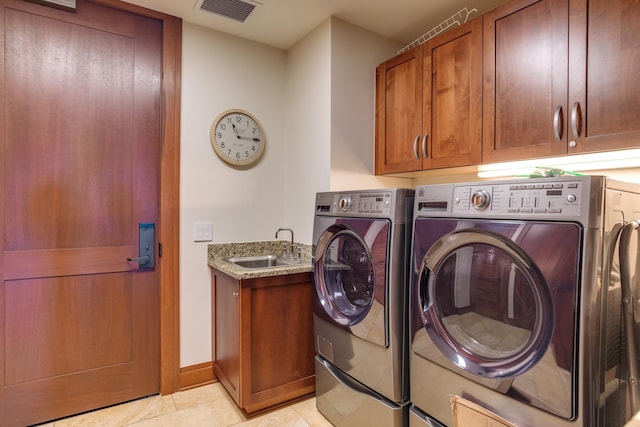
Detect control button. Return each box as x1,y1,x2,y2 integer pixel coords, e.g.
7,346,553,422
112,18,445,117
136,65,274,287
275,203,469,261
519,208,534,213
510,185,518,190
471,190,491,210
548,208,562,213
568,183,578,188
534,208,547,213
544,184,553,189
535,184,544,189
508,208,519,213
338,197,352,211
567,194,577,203
517,185,526,190
526,184,535,189
553,183,564,189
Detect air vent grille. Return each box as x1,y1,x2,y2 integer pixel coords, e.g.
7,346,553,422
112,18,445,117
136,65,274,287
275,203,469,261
199,0,255,22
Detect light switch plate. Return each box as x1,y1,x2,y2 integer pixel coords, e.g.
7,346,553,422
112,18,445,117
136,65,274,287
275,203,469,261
193,222,213,242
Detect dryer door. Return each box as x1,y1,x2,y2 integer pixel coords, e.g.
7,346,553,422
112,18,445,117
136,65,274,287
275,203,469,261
419,227,553,378
314,218,390,347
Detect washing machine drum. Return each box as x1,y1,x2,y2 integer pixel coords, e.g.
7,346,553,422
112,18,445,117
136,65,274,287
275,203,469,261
418,228,554,379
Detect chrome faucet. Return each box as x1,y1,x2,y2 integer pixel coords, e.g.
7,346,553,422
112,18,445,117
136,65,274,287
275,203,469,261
275,228,294,257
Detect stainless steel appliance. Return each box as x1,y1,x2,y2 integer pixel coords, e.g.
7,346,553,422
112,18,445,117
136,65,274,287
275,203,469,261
313,188,414,427
409,176,640,427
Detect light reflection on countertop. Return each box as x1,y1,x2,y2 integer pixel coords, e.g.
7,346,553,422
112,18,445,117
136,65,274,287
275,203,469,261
207,241,313,280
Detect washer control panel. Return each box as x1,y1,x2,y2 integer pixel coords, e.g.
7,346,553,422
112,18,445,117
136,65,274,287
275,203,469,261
452,180,583,217
332,192,392,215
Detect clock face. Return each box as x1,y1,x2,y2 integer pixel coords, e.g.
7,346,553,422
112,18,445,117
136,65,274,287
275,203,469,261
210,109,265,166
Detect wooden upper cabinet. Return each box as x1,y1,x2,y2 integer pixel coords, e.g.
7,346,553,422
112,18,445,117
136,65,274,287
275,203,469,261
485,0,640,163
483,0,569,163
375,17,482,174
375,47,423,174
424,17,482,169
568,0,640,153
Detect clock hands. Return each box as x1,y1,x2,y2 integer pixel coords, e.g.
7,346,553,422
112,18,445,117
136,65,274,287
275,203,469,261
232,124,261,142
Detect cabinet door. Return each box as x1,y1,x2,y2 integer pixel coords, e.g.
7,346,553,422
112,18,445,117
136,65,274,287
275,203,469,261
213,271,240,405
423,17,482,169
483,0,569,163
568,0,640,153
375,47,423,174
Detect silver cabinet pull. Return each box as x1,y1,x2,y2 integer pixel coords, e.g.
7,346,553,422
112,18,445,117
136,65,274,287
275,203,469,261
413,135,420,159
422,134,428,159
553,105,563,141
571,102,581,139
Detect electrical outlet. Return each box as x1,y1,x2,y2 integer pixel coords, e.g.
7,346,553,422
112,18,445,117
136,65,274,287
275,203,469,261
193,222,213,242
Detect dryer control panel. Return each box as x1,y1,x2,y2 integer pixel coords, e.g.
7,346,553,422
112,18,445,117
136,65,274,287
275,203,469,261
452,180,584,217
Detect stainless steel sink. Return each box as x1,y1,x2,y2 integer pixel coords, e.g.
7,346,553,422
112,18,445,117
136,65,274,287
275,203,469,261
225,255,300,269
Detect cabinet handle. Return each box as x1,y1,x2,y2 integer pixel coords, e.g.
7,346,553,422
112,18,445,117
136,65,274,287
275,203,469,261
571,102,581,139
553,105,563,141
413,135,420,159
421,134,428,159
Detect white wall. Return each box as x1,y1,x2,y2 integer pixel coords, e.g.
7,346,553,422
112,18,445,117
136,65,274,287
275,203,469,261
282,19,331,244
179,19,407,367
329,18,411,191
180,23,287,367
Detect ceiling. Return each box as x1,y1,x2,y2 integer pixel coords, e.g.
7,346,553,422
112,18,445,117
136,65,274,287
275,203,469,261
121,0,506,50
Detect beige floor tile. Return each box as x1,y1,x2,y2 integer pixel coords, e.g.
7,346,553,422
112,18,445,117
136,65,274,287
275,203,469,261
53,394,176,427
232,406,308,427
290,398,333,427
127,397,244,427
170,383,232,410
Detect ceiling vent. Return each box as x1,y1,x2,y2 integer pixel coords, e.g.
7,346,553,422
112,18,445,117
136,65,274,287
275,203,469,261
197,0,256,23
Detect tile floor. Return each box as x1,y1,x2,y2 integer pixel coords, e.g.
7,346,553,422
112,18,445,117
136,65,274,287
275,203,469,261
36,382,333,427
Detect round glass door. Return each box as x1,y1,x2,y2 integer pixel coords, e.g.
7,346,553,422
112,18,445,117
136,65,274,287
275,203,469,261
419,229,553,378
315,224,375,326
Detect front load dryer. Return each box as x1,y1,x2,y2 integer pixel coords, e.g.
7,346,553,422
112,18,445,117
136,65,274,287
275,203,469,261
409,176,640,427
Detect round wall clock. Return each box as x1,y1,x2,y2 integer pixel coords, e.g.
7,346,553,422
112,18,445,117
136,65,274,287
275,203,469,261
210,109,265,167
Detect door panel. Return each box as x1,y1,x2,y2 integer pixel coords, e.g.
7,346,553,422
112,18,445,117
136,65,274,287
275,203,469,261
483,0,569,162
569,0,640,153
1,0,162,425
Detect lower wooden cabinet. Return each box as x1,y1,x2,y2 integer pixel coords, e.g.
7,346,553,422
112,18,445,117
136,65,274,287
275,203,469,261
211,269,315,415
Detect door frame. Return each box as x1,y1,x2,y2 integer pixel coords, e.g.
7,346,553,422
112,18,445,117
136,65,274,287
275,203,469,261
90,0,182,395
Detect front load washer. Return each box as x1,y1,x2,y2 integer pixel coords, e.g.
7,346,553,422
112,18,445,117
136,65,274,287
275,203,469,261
409,176,640,427
313,188,414,427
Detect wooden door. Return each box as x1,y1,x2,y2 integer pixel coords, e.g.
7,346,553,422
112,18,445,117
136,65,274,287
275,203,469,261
0,0,162,425
483,0,569,163
375,46,424,174
423,17,482,169
569,0,640,154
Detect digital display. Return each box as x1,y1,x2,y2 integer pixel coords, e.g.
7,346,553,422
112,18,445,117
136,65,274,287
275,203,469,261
546,190,562,196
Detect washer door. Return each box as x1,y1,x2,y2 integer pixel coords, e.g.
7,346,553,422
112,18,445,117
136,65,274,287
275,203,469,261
419,228,553,378
314,220,389,346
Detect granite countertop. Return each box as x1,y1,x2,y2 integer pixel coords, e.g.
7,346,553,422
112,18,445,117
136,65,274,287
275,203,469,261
207,240,313,279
